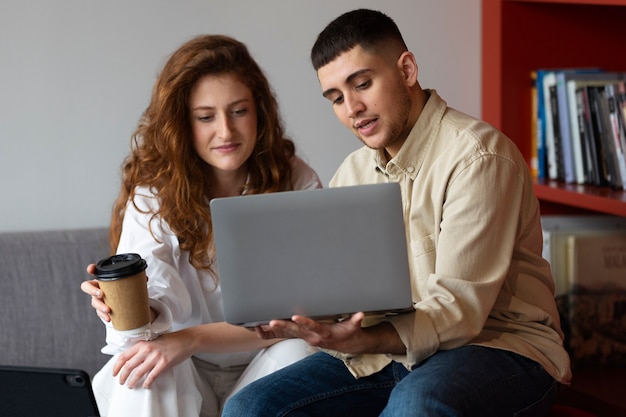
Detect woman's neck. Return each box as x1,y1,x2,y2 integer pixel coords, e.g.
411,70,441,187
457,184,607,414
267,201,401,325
209,169,249,198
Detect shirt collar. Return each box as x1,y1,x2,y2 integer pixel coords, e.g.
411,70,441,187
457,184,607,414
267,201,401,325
373,89,446,180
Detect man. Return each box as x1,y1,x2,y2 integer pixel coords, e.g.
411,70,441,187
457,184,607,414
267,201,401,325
223,9,571,417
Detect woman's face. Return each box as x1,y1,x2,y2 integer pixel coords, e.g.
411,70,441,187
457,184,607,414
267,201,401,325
189,73,258,177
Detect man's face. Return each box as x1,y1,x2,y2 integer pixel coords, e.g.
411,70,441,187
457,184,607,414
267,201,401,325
317,45,412,158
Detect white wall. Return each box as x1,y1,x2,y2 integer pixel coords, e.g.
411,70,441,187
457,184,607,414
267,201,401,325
0,0,481,232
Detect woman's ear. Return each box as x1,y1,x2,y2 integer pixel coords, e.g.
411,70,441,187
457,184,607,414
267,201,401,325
397,51,418,86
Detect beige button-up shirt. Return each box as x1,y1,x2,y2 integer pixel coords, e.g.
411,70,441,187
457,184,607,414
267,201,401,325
329,90,572,384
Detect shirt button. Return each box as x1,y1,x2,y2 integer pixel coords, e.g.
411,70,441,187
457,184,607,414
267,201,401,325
406,167,415,173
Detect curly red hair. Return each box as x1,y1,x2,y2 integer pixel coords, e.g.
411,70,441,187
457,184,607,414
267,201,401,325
110,35,295,275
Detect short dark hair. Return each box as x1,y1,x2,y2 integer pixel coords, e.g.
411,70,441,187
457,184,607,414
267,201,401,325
310,9,407,71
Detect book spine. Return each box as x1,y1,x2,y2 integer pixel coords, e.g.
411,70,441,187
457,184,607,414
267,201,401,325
557,72,576,183
616,82,626,186
568,80,588,184
536,71,547,180
576,87,602,185
586,86,611,186
549,84,565,180
543,72,559,180
530,71,539,180
593,86,621,188
606,84,626,190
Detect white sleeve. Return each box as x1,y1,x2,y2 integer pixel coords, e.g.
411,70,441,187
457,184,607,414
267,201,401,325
290,156,323,190
100,188,193,354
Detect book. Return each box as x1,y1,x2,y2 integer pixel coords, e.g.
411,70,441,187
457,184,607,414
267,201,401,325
556,69,604,183
565,72,624,184
582,85,612,186
616,81,626,181
530,71,539,180
605,83,626,190
556,71,576,183
574,87,598,185
550,79,565,180
541,215,626,298
542,71,561,180
541,215,626,361
566,232,626,369
533,67,626,186
617,81,626,133
591,85,622,188
535,69,552,180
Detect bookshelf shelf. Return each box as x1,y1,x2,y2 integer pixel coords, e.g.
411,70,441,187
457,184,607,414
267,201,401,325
534,181,626,216
482,0,626,415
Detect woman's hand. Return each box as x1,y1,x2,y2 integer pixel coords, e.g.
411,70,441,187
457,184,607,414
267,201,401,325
80,264,111,322
113,331,194,389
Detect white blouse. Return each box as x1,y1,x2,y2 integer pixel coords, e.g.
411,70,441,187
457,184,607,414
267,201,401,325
100,156,322,367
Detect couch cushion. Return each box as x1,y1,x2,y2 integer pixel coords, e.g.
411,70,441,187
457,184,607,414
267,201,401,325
0,228,111,378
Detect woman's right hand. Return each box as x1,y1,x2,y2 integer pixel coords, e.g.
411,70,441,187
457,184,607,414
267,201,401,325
80,263,111,322
113,330,194,389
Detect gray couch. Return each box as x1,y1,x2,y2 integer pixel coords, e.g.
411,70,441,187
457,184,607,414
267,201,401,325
0,228,111,378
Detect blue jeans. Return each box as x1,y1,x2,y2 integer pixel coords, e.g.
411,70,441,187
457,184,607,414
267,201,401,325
223,345,559,417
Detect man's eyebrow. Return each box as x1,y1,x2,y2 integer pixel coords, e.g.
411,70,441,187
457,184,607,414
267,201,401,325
322,88,338,99
321,69,372,99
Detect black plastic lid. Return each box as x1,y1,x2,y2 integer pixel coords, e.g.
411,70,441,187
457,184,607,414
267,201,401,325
94,253,147,280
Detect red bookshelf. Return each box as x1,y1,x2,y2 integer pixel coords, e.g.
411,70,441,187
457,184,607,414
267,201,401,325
482,1,626,415
482,0,626,216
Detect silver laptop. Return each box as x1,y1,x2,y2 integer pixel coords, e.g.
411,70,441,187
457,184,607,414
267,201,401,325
210,182,414,327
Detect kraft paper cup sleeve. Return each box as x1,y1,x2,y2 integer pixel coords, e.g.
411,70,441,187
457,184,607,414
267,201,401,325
94,253,151,333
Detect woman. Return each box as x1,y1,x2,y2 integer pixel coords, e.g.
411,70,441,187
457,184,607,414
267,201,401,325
80,34,321,417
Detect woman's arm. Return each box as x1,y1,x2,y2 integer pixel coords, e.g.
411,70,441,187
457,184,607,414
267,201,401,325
115,322,279,389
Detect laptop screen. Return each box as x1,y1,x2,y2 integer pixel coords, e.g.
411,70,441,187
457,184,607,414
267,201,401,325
210,183,414,327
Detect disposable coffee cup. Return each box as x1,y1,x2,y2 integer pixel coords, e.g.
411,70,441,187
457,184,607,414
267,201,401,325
94,253,151,336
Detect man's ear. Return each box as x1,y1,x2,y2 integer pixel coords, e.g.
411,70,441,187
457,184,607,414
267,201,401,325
397,51,418,86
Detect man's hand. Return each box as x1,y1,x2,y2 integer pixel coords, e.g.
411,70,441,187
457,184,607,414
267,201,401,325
255,312,405,355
